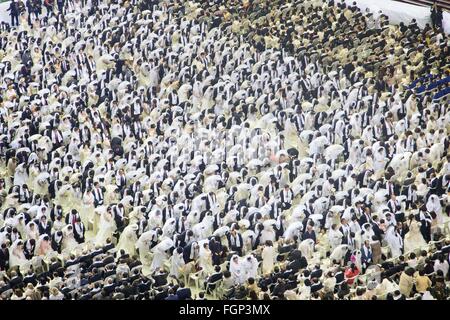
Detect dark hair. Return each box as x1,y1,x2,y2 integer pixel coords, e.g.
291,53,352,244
249,290,258,300
405,267,415,276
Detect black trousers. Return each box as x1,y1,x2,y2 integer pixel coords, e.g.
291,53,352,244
10,14,19,27
420,225,431,243
27,10,38,25
44,4,53,16
281,202,292,211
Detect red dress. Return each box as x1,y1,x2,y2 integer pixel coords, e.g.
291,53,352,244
344,267,360,285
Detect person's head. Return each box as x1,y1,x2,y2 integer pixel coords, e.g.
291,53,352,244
249,290,258,300
356,287,366,296
405,267,415,277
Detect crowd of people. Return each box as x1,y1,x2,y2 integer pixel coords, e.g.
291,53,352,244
0,0,449,300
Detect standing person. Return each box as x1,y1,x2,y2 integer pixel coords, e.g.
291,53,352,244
26,0,35,25
227,229,243,256
370,236,382,264
56,0,64,14
7,0,20,27
34,0,42,16
431,2,443,29
399,267,415,298
0,243,10,271
43,0,54,17
229,255,244,285
261,240,276,275
344,263,360,285
361,240,373,271
302,223,317,243
17,0,26,16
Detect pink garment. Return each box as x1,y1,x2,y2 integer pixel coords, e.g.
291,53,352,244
38,240,51,256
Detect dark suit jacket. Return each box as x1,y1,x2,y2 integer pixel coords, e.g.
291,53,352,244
302,230,316,243
209,239,223,265
165,294,180,300
23,274,37,286
286,257,307,273
310,269,323,279
138,281,151,293
104,283,116,295
358,214,370,226
9,275,23,289
361,247,373,264
152,271,167,287
88,261,105,272
49,261,63,274
79,293,93,300
272,283,286,297
65,258,80,268
335,271,345,284
88,273,103,284
208,272,223,284
371,223,383,240
103,243,115,253
0,283,11,295
311,282,324,293
176,287,192,300
0,249,9,270
37,222,52,236
227,233,243,252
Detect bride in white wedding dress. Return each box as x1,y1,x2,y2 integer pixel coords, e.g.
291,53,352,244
95,207,117,246
9,240,28,269
61,225,79,253
404,219,427,253
116,223,139,256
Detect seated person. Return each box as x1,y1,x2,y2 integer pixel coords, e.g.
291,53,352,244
176,281,192,300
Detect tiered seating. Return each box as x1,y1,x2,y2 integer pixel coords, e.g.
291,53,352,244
408,72,450,101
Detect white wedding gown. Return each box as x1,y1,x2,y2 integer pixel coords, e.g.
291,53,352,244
9,242,28,269
150,247,167,272
262,245,276,275
404,221,427,253
198,247,214,275
95,211,117,246
169,250,186,279
62,226,79,253
80,192,95,226
116,224,138,256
